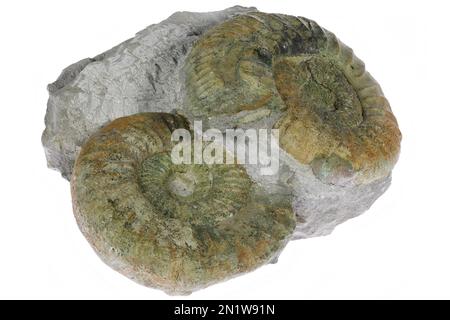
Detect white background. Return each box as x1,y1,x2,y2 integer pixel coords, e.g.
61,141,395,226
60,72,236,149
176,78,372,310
0,0,448,299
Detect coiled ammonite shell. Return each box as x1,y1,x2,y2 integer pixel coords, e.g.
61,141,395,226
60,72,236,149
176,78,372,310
185,12,401,185
71,112,295,294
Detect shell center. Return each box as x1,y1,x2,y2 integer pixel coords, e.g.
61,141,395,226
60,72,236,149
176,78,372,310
167,170,197,198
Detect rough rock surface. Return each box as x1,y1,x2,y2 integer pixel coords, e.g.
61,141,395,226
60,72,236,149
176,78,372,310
43,7,400,240
42,6,255,179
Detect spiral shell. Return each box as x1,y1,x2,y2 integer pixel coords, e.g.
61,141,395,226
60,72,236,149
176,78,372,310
185,12,401,184
71,112,295,294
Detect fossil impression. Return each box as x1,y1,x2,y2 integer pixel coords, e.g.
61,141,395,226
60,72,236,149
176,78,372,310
43,7,401,293
71,113,295,295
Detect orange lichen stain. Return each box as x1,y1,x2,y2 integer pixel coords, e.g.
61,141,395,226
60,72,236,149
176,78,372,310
236,243,256,271
254,239,270,257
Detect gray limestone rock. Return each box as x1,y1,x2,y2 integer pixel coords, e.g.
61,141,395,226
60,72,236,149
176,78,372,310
42,6,256,179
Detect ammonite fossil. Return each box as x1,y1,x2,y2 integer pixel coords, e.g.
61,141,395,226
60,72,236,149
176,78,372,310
44,7,402,293
185,12,401,185
71,112,295,294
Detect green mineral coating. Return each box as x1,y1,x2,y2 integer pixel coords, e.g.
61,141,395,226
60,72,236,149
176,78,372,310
185,12,401,184
276,55,364,129
71,112,295,295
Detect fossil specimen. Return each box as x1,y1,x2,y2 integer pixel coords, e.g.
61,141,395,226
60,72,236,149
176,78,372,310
71,113,295,294
44,6,400,250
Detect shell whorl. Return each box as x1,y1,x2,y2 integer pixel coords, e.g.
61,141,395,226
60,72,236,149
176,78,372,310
185,12,401,184
71,112,295,294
